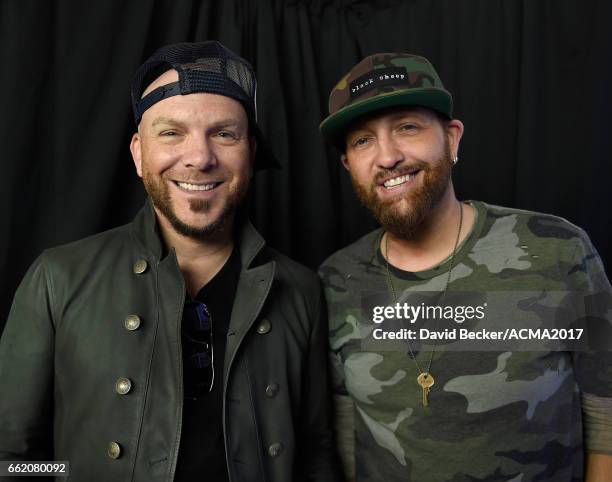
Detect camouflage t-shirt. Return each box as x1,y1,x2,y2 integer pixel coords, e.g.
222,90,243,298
319,201,612,482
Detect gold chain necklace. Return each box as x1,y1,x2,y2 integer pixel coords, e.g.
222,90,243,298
382,203,463,407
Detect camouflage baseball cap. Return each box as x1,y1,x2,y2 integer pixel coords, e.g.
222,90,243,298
320,53,453,146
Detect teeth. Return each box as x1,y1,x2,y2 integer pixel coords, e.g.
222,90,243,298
176,181,217,191
384,174,412,188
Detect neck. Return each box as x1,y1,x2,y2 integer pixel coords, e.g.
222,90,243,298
384,185,475,272
156,210,236,298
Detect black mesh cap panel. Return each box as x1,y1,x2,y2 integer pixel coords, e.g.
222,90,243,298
130,41,277,169
131,41,257,124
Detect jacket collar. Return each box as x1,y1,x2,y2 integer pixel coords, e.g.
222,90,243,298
132,197,268,270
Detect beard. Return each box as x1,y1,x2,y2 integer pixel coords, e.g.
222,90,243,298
351,140,453,240
142,167,249,241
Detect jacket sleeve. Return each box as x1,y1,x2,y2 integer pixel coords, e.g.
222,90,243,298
0,253,55,461
297,284,341,481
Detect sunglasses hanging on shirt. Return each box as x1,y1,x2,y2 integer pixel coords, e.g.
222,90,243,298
182,300,214,398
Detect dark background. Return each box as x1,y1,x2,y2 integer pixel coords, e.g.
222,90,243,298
2,0,611,330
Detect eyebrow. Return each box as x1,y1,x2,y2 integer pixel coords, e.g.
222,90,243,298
151,117,185,128
208,119,243,130
149,117,244,130
388,111,428,122
347,111,432,140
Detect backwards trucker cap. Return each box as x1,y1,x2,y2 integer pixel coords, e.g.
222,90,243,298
131,40,278,169
320,53,453,147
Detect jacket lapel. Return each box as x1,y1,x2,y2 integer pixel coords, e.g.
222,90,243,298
223,261,275,378
223,218,275,379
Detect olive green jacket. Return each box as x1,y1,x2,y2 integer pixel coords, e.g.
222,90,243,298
0,199,339,482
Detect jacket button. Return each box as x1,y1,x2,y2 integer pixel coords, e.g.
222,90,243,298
133,259,148,274
256,319,271,334
108,441,121,459
265,383,279,398
115,378,132,395
124,315,141,331
267,442,283,458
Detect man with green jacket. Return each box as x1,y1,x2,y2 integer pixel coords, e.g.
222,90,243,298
0,41,339,482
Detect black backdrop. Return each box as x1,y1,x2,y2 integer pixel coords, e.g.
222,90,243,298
2,0,611,330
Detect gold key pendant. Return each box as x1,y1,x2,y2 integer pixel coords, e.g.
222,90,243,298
417,372,435,407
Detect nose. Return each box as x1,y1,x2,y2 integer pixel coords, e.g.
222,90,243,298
181,133,217,171
375,135,404,170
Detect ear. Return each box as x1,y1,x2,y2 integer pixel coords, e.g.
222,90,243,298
130,132,143,178
446,119,465,159
340,153,351,171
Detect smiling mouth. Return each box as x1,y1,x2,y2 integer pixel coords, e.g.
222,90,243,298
382,170,421,189
173,181,222,192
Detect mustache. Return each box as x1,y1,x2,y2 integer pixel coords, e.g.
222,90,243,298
372,160,429,185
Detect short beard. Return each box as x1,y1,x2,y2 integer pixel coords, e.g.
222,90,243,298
350,140,452,240
142,169,247,241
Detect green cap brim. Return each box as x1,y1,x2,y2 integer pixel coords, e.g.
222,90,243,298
319,87,453,147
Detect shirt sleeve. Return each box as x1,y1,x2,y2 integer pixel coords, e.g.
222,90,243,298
566,230,612,453
582,393,612,454
320,263,358,480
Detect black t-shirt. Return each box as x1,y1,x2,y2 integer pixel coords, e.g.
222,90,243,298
174,248,240,481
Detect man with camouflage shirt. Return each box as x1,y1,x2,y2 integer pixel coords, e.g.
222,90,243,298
318,52,612,481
